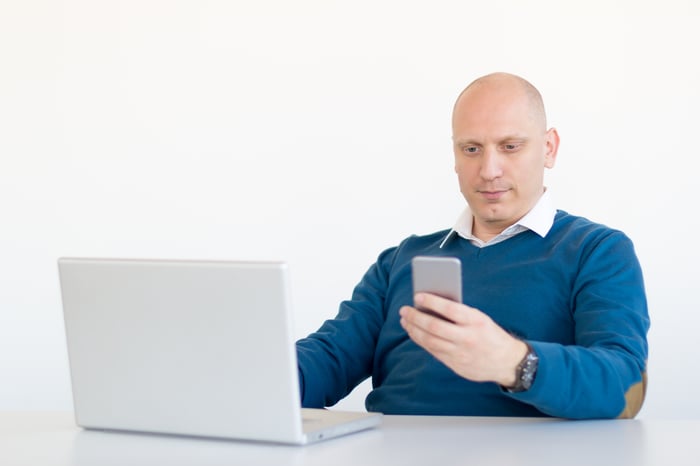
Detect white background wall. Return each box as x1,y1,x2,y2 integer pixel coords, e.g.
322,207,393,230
1,0,698,418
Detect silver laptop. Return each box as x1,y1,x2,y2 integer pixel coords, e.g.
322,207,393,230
58,258,381,445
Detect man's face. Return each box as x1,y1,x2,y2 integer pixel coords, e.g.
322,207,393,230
452,82,558,239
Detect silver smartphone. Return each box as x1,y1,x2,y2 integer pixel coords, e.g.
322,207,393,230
411,256,462,321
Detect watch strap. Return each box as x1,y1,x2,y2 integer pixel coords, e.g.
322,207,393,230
506,342,539,393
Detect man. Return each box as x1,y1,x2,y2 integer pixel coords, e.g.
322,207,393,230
296,72,649,419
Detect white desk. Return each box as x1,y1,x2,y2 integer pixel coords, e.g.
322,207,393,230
1,411,698,466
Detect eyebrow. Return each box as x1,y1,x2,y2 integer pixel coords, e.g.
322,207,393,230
452,138,480,146
453,135,530,146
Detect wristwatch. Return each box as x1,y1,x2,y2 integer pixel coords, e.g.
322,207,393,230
506,343,539,393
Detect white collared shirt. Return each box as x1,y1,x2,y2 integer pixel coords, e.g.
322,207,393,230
439,189,556,249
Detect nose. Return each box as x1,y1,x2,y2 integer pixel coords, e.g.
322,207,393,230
479,147,503,181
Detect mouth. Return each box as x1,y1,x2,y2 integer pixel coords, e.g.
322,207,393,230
477,189,509,201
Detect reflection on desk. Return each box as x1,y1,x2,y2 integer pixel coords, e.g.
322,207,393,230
1,412,698,466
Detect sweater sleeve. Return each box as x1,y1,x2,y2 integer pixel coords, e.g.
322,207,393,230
295,248,393,408
508,229,650,419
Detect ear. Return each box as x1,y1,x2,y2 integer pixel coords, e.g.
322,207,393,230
543,127,559,169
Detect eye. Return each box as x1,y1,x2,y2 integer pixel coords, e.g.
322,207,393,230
503,143,521,152
462,146,480,155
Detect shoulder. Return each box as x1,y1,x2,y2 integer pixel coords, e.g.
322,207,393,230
379,228,453,259
552,210,632,242
551,210,639,264
370,228,453,275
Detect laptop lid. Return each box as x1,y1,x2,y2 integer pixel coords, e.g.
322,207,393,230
58,258,380,445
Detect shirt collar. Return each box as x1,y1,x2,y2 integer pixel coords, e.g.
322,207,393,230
439,188,556,248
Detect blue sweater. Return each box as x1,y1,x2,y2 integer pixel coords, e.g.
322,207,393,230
296,210,649,419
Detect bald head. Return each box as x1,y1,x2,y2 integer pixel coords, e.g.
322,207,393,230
453,73,547,131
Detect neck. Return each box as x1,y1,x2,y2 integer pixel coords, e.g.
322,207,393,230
472,220,510,242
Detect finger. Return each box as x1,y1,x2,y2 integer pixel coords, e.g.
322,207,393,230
414,293,472,325
399,311,463,366
400,305,458,344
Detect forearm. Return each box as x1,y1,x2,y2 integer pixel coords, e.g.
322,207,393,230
296,320,375,408
509,341,647,419
296,253,393,408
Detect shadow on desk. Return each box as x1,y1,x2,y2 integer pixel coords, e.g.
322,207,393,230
71,427,314,466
